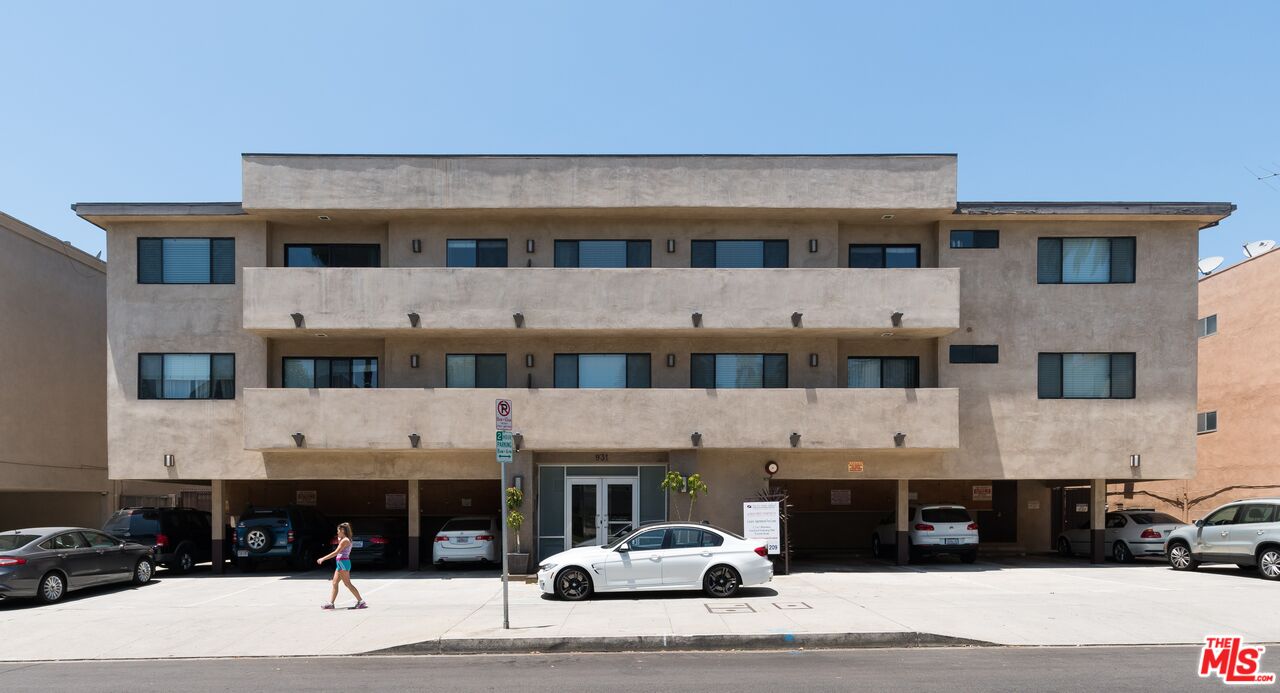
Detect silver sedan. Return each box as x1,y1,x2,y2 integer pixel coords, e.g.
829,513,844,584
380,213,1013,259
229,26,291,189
0,527,155,604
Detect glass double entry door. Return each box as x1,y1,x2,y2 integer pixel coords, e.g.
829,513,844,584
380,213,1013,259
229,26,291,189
567,477,639,548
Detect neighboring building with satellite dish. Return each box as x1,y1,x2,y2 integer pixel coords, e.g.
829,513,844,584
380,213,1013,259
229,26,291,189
1243,239,1276,258
1197,256,1225,275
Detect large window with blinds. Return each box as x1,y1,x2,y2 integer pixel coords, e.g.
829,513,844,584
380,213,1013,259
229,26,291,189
691,240,788,268
847,357,919,388
554,354,650,388
284,244,380,268
555,240,651,268
445,354,508,387
282,357,378,388
1038,353,1135,399
138,353,235,399
137,238,235,284
1037,237,1135,284
690,354,788,388
849,244,921,268
447,240,508,267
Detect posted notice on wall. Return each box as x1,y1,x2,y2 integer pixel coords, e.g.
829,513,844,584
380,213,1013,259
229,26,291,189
743,501,781,555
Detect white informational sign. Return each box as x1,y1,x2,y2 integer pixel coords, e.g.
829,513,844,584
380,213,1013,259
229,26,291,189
495,399,513,432
496,430,514,463
743,501,781,555
296,490,317,506
972,485,993,502
1075,503,1089,513
1027,500,1041,511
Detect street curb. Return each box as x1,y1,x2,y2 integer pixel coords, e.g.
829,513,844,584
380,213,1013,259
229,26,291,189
366,631,995,656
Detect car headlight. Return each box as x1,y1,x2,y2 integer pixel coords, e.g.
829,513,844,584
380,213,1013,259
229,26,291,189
539,562,557,572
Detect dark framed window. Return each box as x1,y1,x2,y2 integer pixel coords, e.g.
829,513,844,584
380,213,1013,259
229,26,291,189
138,353,235,400
849,244,921,268
690,354,788,388
950,230,1000,249
1037,237,1135,284
554,240,651,268
1197,315,1217,338
949,345,999,364
445,354,508,388
691,240,788,268
282,357,378,388
847,357,919,388
138,238,235,284
554,354,650,388
447,240,508,267
1037,353,1135,399
284,244,380,268
1197,411,1217,434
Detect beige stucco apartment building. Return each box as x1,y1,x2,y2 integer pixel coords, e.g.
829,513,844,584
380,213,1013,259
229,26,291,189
0,212,112,529
74,154,1233,569
1118,247,1280,521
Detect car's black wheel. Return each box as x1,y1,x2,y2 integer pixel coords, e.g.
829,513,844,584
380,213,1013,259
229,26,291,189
1057,537,1073,558
1258,548,1280,581
554,567,593,601
244,527,274,554
132,558,154,585
961,551,978,564
1112,541,1134,564
870,534,882,559
36,572,66,604
703,565,742,598
1167,541,1198,571
173,548,195,574
290,547,314,571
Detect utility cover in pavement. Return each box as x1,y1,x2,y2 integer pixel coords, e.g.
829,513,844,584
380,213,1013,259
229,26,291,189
705,603,755,614
772,602,812,610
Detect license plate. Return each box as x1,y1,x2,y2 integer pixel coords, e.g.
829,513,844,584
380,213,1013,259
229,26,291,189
237,550,249,557
943,538,960,545
352,541,364,548
455,537,471,544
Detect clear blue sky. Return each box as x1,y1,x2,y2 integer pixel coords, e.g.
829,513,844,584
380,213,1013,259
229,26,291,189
2,2,1277,268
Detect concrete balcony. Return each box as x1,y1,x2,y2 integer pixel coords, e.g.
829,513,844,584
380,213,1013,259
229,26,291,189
242,387,960,452
242,267,960,336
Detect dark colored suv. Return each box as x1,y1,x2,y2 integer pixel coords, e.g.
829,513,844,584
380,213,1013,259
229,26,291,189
104,507,214,574
235,505,332,571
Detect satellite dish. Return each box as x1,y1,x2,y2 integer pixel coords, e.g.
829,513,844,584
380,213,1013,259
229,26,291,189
1198,256,1225,275
1243,240,1277,258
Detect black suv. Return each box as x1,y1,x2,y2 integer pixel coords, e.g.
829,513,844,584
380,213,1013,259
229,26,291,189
235,505,332,571
104,507,214,574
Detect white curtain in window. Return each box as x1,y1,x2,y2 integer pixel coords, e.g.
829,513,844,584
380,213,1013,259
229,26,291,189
1062,238,1110,283
164,354,211,399
446,355,475,387
1062,353,1110,398
578,355,627,388
162,238,211,283
714,355,763,388
848,358,881,388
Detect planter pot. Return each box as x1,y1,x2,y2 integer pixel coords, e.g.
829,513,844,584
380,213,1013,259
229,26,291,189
506,552,530,575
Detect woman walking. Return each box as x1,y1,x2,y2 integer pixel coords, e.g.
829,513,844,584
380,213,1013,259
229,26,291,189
318,522,367,610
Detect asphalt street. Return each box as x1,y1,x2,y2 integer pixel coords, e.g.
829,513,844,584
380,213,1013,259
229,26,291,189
0,646,1230,692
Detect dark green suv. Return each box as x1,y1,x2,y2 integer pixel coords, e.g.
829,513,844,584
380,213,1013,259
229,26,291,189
235,505,332,571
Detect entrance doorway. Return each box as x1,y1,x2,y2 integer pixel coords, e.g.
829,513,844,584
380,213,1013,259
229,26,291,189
567,477,638,547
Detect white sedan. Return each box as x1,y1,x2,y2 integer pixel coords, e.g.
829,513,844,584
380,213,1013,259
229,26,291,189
1057,509,1186,562
537,523,773,600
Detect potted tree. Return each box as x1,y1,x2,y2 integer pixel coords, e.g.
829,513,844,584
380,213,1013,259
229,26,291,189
505,486,529,574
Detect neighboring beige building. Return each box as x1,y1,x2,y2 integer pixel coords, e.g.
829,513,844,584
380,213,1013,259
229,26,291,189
75,154,1233,569
1118,247,1280,521
0,212,111,529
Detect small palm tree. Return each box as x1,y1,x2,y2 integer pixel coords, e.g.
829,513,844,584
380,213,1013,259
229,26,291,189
660,471,710,521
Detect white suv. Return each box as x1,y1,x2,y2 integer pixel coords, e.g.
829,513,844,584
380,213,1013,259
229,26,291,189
872,505,979,563
1165,499,1280,580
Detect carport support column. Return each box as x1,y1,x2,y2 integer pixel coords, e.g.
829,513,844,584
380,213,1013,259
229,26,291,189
1090,478,1106,564
211,480,225,575
896,479,910,565
407,480,421,571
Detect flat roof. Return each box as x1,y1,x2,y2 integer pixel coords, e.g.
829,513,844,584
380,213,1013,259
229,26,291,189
956,201,1236,217
0,211,105,271
72,202,245,217
242,152,959,159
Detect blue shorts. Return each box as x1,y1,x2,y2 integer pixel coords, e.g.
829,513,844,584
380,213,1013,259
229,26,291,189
335,559,352,572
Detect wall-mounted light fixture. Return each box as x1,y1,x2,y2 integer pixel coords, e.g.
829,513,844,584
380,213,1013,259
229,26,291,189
809,353,819,367
881,214,895,221
526,239,535,253
290,312,305,328
410,354,420,368
790,432,801,448
513,312,524,328
894,432,906,448
808,239,818,253
525,353,535,368
513,432,524,452
411,239,422,253
891,311,904,328
1130,453,1141,468
408,312,421,328
791,311,803,327
691,431,702,447
163,454,175,468
691,312,702,327
666,354,676,367
666,239,676,253
409,433,421,449
513,474,523,492
318,215,331,222
291,432,305,448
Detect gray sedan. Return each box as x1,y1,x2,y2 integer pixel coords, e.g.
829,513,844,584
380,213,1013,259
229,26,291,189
0,527,155,604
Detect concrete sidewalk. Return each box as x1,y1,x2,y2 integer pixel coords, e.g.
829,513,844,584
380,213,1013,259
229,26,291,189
1,557,1277,660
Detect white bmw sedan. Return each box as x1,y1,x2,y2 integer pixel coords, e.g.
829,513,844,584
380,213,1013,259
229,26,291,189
537,523,773,600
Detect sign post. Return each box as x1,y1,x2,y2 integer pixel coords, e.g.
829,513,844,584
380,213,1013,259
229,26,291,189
495,399,513,630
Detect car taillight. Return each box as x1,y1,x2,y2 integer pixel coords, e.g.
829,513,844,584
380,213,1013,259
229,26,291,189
370,536,389,545
966,523,979,531
0,556,26,567
330,537,339,546
475,535,494,542
434,536,448,542
914,523,935,531
155,533,169,548
754,546,768,557
287,530,295,544
1141,528,1162,539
